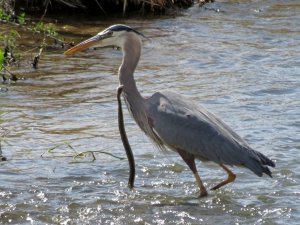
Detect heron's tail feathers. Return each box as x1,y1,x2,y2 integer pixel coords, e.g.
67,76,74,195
256,151,275,167
261,165,273,178
246,149,275,178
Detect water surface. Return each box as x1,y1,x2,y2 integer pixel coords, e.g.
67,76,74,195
1,0,299,224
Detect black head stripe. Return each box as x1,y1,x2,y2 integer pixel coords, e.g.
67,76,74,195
108,24,145,37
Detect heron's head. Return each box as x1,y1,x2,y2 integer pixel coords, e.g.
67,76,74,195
64,24,144,55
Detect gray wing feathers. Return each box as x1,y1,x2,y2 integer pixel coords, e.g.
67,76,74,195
147,91,275,177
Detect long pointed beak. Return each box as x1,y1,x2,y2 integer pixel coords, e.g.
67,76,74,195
64,31,112,55
64,35,100,55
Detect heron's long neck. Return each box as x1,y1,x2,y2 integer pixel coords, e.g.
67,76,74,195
118,35,149,133
118,35,158,141
118,37,143,101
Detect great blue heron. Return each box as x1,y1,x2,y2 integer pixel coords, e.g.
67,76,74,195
64,24,275,197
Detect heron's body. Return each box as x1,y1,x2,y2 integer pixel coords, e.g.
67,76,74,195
65,24,275,197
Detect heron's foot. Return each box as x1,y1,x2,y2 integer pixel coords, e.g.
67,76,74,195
198,190,208,198
128,184,134,190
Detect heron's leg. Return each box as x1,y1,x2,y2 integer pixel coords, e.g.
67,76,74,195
210,164,236,190
177,149,208,197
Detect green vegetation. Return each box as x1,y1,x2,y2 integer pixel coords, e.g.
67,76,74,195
0,49,3,71
0,29,20,81
0,7,66,81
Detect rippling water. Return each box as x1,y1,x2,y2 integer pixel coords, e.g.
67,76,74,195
1,0,299,224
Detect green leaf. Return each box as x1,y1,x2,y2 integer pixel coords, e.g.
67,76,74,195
17,12,26,25
0,49,4,71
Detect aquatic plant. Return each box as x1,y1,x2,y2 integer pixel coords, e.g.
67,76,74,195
41,142,125,163
0,29,20,81
0,5,69,81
